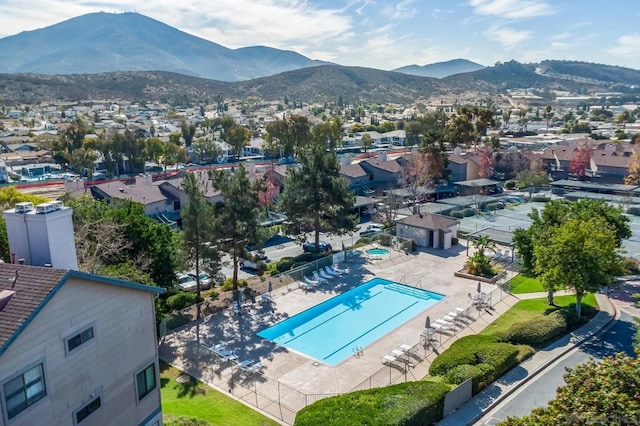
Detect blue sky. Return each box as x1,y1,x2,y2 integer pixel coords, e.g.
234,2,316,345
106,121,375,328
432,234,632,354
1,0,639,70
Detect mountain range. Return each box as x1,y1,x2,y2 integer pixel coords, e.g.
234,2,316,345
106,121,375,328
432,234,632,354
0,12,330,82
0,12,639,104
393,59,485,79
0,12,489,82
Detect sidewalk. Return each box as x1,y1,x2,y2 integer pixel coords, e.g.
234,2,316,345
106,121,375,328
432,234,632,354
437,292,616,426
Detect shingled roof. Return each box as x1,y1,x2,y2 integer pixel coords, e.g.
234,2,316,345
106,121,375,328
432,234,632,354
397,213,459,232
0,263,163,357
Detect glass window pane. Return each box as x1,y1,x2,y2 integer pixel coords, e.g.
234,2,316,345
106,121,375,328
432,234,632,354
145,366,155,391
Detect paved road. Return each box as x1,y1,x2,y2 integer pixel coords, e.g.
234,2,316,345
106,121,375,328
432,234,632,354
475,310,637,425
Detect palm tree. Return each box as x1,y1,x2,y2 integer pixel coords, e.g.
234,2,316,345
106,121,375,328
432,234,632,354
472,235,496,257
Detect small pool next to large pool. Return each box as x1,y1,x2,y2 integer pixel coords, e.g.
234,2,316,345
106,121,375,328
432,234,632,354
257,278,444,366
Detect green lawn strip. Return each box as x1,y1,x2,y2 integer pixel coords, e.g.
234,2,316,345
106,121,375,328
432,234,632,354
509,275,548,294
480,293,598,336
160,361,278,426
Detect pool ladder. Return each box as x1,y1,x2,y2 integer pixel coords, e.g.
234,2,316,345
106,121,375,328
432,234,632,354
352,345,364,359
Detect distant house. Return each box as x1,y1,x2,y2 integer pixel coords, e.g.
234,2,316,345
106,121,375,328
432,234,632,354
396,213,459,249
542,140,632,183
90,174,173,216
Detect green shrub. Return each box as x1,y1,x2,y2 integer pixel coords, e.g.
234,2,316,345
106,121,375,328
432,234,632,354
451,237,459,246
461,208,476,217
429,335,500,376
166,292,198,311
411,240,418,252
486,202,501,210
627,207,640,216
276,257,295,273
266,262,278,275
505,180,516,190
501,311,567,345
294,381,450,426
445,363,495,394
450,211,464,219
378,233,393,247
474,343,521,378
220,278,248,291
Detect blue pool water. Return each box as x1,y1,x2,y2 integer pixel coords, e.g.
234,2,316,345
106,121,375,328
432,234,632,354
366,248,390,256
257,278,444,366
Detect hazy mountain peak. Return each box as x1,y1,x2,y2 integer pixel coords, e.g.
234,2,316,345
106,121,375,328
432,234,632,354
0,12,328,82
393,58,485,78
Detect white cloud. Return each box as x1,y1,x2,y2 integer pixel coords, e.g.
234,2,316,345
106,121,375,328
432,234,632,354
0,0,353,59
469,0,556,20
383,0,418,21
432,8,454,19
609,34,640,57
549,32,572,41
484,24,531,50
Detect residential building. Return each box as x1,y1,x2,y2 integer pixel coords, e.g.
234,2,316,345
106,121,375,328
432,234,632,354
0,201,163,425
396,213,459,249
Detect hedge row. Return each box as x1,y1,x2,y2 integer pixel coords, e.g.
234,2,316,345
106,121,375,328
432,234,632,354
445,363,495,394
294,381,450,426
428,335,500,376
428,335,521,393
499,311,567,345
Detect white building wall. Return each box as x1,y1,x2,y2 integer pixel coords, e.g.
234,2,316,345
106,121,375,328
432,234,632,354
1,210,30,264
0,278,161,426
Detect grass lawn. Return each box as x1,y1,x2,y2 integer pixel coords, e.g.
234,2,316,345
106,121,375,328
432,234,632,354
160,362,278,426
509,274,545,294
480,293,598,336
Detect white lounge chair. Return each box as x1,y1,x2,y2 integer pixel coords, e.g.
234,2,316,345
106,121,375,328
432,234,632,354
313,271,327,284
397,343,413,352
381,354,398,365
435,319,455,330
318,268,333,280
332,264,346,275
242,361,264,374
492,249,502,259
213,347,238,363
235,359,254,370
303,276,319,286
502,249,511,260
323,266,340,277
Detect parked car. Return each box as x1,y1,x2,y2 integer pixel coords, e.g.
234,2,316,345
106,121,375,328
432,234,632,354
360,224,384,237
177,274,197,291
195,272,213,288
241,251,270,270
303,241,333,253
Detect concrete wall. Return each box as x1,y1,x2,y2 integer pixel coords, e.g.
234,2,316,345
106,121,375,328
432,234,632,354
0,279,161,426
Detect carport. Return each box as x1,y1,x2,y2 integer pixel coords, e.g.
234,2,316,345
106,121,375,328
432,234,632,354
465,228,516,262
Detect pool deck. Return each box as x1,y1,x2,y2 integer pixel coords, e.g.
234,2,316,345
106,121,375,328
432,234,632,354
159,244,520,424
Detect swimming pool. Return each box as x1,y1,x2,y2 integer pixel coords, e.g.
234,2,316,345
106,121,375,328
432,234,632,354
257,278,444,366
366,247,390,256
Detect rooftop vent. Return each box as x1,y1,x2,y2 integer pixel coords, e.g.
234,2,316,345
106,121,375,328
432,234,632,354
14,202,34,213
35,202,58,214
0,290,15,313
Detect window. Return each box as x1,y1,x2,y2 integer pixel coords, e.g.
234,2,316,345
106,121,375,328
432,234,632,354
136,364,156,401
3,364,46,419
67,326,94,353
75,397,100,423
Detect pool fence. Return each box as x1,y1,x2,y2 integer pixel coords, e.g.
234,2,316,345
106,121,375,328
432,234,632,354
161,280,511,424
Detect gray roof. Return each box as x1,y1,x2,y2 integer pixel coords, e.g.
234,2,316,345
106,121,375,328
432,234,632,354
550,179,638,193
92,182,167,205
0,263,163,357
454,178,501,187
397,213,459,231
